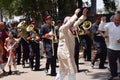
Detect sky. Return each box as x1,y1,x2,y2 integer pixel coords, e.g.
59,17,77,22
97,0,104,10
82,0,104,10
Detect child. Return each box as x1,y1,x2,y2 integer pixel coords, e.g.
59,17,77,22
4,32,20,75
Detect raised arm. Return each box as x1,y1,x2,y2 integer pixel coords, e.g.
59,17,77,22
60,8,80,32
98,16,108,38
73,8,88,28
98,16,106,31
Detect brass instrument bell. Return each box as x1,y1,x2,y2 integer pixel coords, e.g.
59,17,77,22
82,21,92,30
17,21,26,29
17,21,28,42
27,24,39,43
26,24,34,32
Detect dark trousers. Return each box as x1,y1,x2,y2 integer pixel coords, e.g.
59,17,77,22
46,56,56,74
29,41,40,70
54,43,58,60
45,43,56,75
107,48,120,77
16,40,21,64
74,37,81,70
82,35,92,61
21,38,29,66
92,36,107,67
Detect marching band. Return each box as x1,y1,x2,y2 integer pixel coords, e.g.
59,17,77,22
0,8,120,80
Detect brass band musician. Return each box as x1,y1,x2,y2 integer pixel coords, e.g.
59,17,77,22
40,16,56,76
26,21,40,71
17,21,29,67
73,20,93,70
81,21,93,61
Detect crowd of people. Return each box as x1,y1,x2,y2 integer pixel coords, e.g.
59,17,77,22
0,8,120,80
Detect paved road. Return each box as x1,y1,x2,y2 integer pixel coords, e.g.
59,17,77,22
0,56,112,80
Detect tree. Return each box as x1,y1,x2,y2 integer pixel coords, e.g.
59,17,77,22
103,0,116,13
0,0,16,18
0,0,55,23
57,0,77,20
0,0,78,23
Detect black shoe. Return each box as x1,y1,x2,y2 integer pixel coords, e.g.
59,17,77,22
34,68,40,71
17,63,21,65
2,69,6,73
8,71,12,75
2,69,7,76
99,66,107,69
51,73,56,76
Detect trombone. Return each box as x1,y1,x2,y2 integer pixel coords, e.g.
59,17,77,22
74,27,80,43
50,21,59,56
51,21,59,43
26,24,40,43
51,21,55,56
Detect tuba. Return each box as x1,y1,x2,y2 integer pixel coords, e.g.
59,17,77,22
27,24,39,43
17,21,28,42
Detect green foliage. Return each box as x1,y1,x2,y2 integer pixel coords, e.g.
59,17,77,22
0,0,15,17
103,0,116,12
0,0,77,22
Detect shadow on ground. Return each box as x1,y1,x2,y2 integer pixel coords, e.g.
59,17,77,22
88,71,110,80
0,71,28,78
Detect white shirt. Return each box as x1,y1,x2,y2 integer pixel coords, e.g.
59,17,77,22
98,21,109,47
104,22,120,50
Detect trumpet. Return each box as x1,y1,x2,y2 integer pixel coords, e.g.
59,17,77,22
26,24,39,43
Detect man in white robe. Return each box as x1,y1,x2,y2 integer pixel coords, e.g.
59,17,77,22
55,8,88,80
